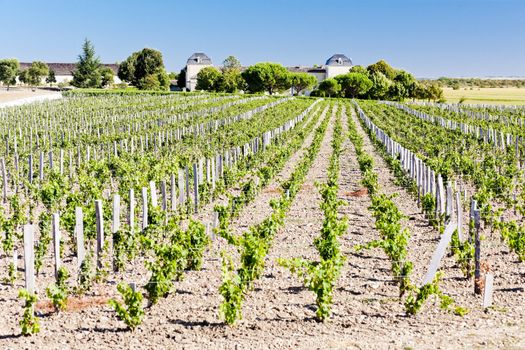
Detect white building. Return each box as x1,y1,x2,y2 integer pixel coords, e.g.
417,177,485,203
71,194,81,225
18,63,121,84
185,53,213,91
325,54,353,78
286,54,353,95
287,54,353,82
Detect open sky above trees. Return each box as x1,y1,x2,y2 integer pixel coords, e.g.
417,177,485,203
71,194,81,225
0,0,523,78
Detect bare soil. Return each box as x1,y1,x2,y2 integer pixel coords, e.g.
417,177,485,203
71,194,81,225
0,88,61,106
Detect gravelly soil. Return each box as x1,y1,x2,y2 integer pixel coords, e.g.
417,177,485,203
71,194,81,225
1,103,525,350
0,88,62,107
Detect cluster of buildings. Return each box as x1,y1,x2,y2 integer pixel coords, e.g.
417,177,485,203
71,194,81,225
18,62,120,84
184,52,353,92
19,53,354,93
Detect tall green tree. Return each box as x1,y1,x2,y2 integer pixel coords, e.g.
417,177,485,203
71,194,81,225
367,60,397,80
392,70,417,100
100,66,114,87
134,48,168,90
290,72,317,95
72,39,103,88
317,78,341,98
220,56,244,92
27,61,49,90
366,71,391,100
177,68,186,89
222,55,241,71
426,83,444,101
335,72,373,98
18,69,29,86
350,65,368,75
0,59,19,90
46,69,56,86
196,66,222,91
117,51,139,83
120,48,169,90
242,63,291,95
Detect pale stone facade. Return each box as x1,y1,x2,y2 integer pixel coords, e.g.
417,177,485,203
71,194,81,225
324,54,353,79
185,53,213,91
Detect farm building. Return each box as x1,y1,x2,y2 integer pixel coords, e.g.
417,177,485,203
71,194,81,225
287,54,354,82
18,62,121,84
182,52,353,92
184,53,213,91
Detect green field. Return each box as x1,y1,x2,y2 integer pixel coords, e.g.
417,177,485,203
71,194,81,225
443,87,525,105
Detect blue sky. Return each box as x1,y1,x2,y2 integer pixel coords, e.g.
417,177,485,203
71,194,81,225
0,0,523,78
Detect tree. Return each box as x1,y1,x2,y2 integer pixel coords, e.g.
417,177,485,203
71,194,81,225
177,69,186,90
220,56,243,92
0,59,19,90
196,66,222,91
117,52,139,83
46,69,56,86
350,65,368,75
222,56,241,71
100,66,114,87
72,39,102,88
393,70,417,99
242,63,291,95
120,48,169,90
27,61,49,90
387,82,407,101
317,78,341,98
335,72,373,98
367,60,397,80
426,83,444,101
18,69,29,86
366,71,391,100
220,69,244,93
168,72,178,80
290,72,317,95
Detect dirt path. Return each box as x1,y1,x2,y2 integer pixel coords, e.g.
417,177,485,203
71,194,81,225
0,88,62,107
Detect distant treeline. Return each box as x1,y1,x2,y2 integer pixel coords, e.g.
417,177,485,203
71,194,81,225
422,77,525,89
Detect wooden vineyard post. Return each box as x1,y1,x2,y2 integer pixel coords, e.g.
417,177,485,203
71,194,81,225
213,211,219,228
1,158,7,203
170,174,177,211
193,163,199,213
161,180,167,211
185,166,190,207
23,225,35,294
456,192,464,242
129,188,135,233
112,194,121,234
198,158,204,185
39,151,44,180
112,194,120,271
473,208,482,295
483,273,494,308
445,185,453,224
211,157,216,190
75,207,85,270
95,200,104,269
150,181,158,208
52,213,61,280
178,169,185,206
28,154,33,184
142,187,148,230
60,149,64,175
49,150,53,170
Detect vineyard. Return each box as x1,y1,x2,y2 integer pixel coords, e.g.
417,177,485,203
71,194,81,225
0,91,524,349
